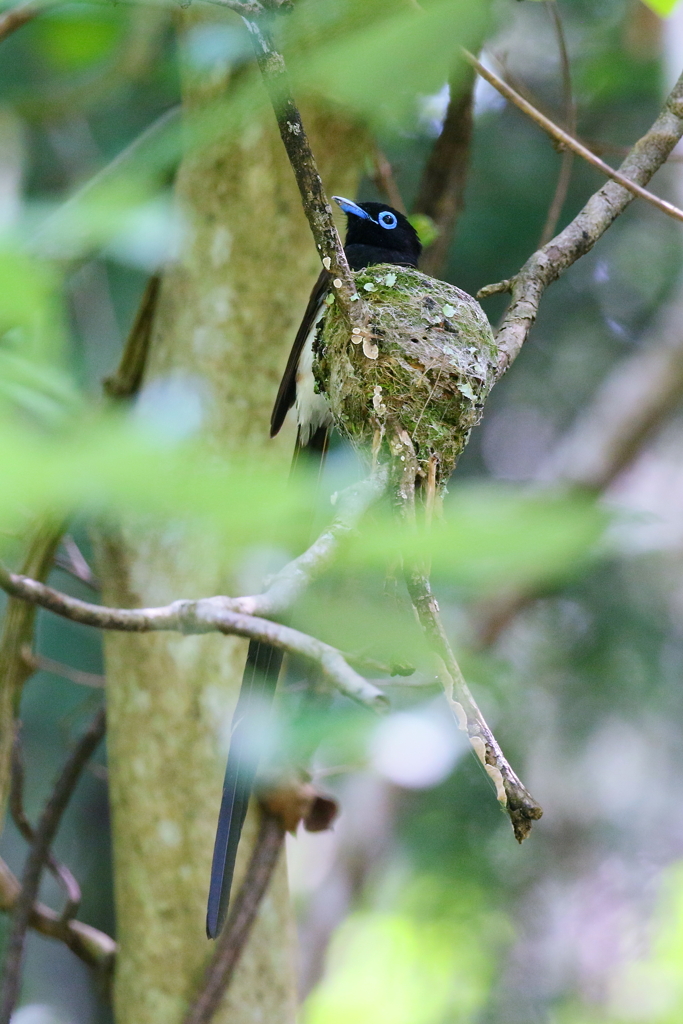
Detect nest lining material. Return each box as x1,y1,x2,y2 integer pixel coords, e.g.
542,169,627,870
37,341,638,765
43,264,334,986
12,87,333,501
314,265,498,486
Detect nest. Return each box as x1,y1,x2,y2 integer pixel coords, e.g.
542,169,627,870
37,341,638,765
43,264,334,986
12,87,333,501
314,265,498,489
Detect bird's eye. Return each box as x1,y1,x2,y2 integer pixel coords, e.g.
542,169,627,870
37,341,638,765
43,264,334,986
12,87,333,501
378,211,398,229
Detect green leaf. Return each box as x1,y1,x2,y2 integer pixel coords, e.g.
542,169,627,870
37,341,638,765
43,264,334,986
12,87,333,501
346,485,606,593
640,0,681,15
289,0,491,128
34,7,124,71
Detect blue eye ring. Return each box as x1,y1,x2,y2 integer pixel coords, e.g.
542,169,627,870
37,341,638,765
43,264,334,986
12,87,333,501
378,211,398,229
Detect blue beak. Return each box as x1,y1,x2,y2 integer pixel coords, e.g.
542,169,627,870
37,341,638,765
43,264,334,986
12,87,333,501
332,196,373,221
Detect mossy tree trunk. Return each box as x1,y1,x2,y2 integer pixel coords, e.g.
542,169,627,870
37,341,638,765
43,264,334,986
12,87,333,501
97,39,366,1024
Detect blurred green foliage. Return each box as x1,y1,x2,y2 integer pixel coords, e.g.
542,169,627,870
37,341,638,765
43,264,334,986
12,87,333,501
1,0,683,1022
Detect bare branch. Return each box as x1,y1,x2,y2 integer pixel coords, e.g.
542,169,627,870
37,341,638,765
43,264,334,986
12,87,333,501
538,1,576,246
202,0,267,13
183,811,285,1024
54,535,99,589
10,727,81,921
23,650,105,689
392,434,542,840
0,523,64,836
242,16,363,324
413,65,476,277
371,148,407,213
476,61,683,375
464,50,683,229
103,274,161,400
0,856,115,974
405,563,542,838
0,706,106,1024
241,466,389,619
0,564,387,711
0,1,39,43
35,107,181,255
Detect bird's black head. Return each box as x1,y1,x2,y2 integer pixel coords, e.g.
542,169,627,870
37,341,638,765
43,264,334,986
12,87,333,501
333,197,421,270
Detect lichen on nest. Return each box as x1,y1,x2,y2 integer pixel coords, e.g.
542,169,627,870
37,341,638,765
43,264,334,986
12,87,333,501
314,265,498,488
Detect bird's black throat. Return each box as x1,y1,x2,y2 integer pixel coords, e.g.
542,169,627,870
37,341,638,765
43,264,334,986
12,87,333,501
345,242,420,271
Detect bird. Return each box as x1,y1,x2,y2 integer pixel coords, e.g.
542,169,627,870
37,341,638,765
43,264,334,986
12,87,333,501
206,196,422,939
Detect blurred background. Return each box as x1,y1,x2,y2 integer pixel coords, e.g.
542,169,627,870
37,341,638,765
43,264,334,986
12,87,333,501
4,0,683,1021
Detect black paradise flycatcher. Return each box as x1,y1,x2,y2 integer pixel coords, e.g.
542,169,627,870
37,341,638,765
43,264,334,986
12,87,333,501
206,197,422,939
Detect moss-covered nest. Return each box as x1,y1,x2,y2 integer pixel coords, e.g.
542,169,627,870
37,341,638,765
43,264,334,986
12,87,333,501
314,265,498,488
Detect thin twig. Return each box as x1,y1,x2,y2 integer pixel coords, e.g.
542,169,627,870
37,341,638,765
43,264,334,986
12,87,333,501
103,274,161,400
371,148,407,213
23,650,105,689
10,727,81,920
241,15,362,325
243,466,389,619
413,64,476,277
183,811,285,1024
203,0,267,12
0,564,387,712
34,108,181,251
0,855,115,973
54,535,99,589
538,1,576,246
0,706,106,1024
0,523,64,839
0,0,39,42
463,49,683,228
477,63,683,375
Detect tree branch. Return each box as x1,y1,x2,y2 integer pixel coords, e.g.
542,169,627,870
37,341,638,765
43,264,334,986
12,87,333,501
183,811,285,1024
53,535,99,589
10,727,81,921
103,274,161,400
538,1,576,246
473,60,683,376
464,50,683,230
540,280,683,490
0,1,39,43
0,855,115,974
239,466,389,619
392,434,542,840
371,148,407,214
0,706,106,1024
22,649,105,689
405,563,542,838
0,523,64,836
241,15,362,323
203,0,268,13
0,564,387,712
413,65,476,277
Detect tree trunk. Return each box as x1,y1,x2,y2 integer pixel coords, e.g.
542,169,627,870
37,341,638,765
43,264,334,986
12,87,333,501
97,43,366,1024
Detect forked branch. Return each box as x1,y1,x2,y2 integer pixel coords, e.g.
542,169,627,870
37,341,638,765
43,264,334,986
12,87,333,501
474,61,683,374
0,564,386,711
464,50,683,228
0,856,115,973
0,707,107,1024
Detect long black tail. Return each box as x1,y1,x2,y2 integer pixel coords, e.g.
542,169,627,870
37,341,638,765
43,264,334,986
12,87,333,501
206,427,329,939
